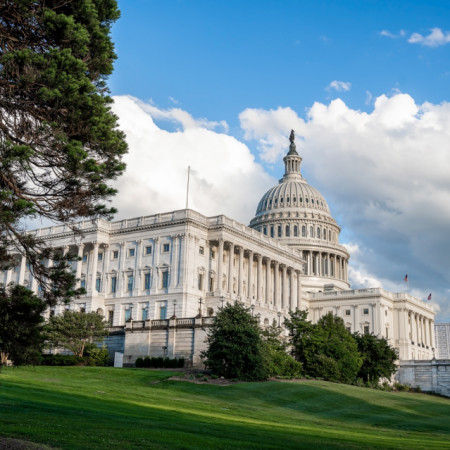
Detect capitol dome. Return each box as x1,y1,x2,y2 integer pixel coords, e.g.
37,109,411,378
249,130,350,292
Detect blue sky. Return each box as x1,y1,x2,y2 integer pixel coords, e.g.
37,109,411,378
107,0,450,321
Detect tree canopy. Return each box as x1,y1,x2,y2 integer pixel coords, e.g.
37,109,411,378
45,310,108,357
0,284,46,365
0,0,127,304
201,302,269,381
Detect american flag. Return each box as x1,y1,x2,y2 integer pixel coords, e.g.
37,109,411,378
427,293,432,301
404,274,408,282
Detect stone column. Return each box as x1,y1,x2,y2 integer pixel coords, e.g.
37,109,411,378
265,258,271,306
5,267,12,285
412,313,417,345
217,239,224,293
238,246,244,297
296,270,302,310
102,245,110,293
289,268,295,311
76,243,85,288
91,242,99,295
228,243,234,294
171,236,178,288
273,261,280,309
281,264,287,309
18,254,26,285
247,250,253,301
256,254,262,303
117,242,125,296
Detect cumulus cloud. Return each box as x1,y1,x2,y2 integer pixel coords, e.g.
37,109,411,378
408,27,450,47
327,80,351,92
240,93,450,320
380,29,406,38
110,95,274,223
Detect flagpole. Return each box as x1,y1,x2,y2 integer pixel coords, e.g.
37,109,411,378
186,166,190,210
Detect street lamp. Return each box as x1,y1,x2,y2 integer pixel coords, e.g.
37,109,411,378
197,297,203,317
277,311,282,327
220,296,225,309
171,299,177,319
251,304,255,317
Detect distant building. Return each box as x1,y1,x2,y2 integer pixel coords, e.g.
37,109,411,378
1,134,435,366
435,323,450,359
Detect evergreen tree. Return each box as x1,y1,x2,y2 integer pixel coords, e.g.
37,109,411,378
45,310,108,357
0,284,46,365
353,332,398,384
0,0,127,305
201,302,269,381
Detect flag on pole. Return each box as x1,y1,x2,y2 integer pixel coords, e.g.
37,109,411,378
404,274,408,282
427,293,432,301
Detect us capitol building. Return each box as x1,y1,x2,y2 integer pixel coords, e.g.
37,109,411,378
2,132,436,367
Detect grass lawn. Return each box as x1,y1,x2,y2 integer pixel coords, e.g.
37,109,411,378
0,367,449,449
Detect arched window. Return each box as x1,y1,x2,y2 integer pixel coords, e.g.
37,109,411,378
293,225,298,237
286,225,290,237
302,225,306,237
323,228,326,240
278,225,282,237
310,226,314,237
329,230,331,241
317,227,320,239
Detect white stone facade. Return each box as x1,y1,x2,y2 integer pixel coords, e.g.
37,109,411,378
0,134,436,366
435,323,450,359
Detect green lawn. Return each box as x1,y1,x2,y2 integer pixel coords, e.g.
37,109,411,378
0,367,449,449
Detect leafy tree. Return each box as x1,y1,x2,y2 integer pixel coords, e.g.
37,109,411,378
261,320,302,378
201,302,268,381
285,311,362,383
45,310,108,357
0,284,46,365
353,332,398,384
0,0,127,305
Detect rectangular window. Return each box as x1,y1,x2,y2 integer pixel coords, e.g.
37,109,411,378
286,225,290,237
128,248,135,257
80,279,86,289
142,308,148,320
302,226,306,237
108,310,114,326
112,250,119,259
198,273,204,291
386,327,389,338
294,225,298,237
278,225,282,237
98,253,103,261
209,276,214,292
270,226,274,238
127,275,133,292
95,278,101,292
111,276,117,293
363,308,369,315
160,303,167,319
163,243,170,253
125,308,131,322
144,273,151,290
82,255,87,263
199,246,204,255
345,309,351,316
145,246,152,255
263,227,267,235
162,271,169,289
364,325,370,335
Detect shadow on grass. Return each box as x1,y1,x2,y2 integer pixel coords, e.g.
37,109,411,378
0,369,449,450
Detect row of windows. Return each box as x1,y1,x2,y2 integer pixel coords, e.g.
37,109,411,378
259,224,334,241
345,308,370,316
81,271,169,293
81,244,170,263
264,196,325,209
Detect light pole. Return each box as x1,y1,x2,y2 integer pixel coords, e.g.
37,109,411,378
197,297,203,317
171,299,177,319
277,311,282,327
220,296,225,309
251,304,255,317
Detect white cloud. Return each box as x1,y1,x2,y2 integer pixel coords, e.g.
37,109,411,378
239,93,450,320
110,95,274,223
327,80,351,92
380,29,406,39
408,27,450,47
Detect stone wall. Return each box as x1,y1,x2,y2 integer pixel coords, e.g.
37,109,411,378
396,359,450,397
120,317,212,368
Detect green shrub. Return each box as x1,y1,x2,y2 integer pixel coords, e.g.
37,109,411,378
84,344,109,366
40,354,83,366
308,354,340,382
143,356,151,368
135,357,144,368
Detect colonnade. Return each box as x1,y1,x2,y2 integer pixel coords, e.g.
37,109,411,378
301,250,348,281
409,311,434,351
213,239,302,311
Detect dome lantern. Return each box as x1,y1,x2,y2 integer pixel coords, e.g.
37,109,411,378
283,129,303,181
